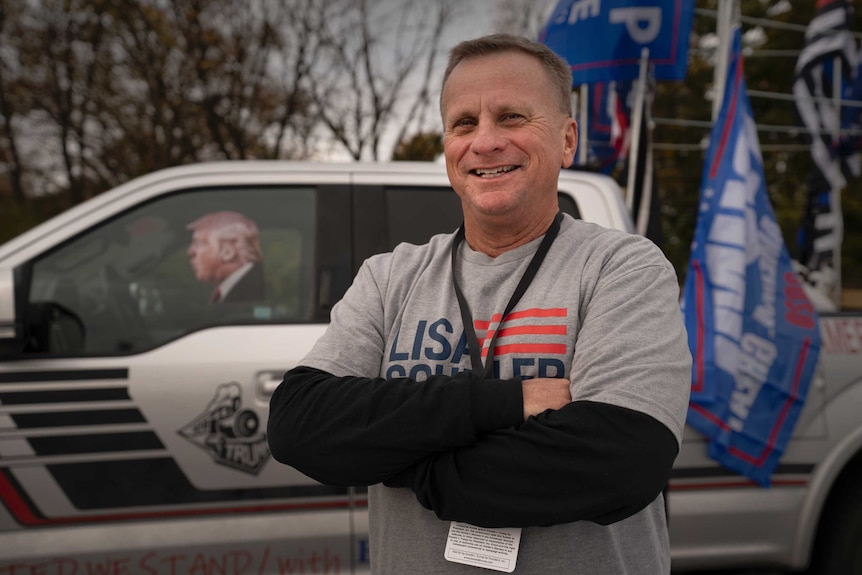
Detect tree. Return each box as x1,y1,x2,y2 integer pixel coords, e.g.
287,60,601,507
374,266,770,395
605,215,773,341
308,0,459,161
0,0,26,203
10,0,116,205
102,0,319,174
392,132,442,161
0,0,322,213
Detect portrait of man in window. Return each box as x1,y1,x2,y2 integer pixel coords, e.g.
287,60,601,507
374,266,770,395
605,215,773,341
186,211,266,304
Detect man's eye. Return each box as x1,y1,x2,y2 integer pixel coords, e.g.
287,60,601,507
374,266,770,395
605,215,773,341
501,113,524,122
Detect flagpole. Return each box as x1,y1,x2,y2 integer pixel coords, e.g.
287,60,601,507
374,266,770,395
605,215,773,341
626,48,649,213
636,106,654,237
579,84,589,165
833,55,844,305
712,0,736,121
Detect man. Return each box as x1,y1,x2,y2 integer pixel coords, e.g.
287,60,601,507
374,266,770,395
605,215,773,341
186,210,265,303
268,34,691,574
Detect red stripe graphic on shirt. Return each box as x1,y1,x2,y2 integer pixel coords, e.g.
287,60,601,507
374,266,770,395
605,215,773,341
474,307,567,329
475,308,568,358
485,325,568,339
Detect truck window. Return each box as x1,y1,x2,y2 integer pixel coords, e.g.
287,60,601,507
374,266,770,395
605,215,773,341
27,187,317,356
385,186,463,247
557,193,580,220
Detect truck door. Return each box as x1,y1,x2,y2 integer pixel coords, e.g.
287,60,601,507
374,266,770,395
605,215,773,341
0,183,367,573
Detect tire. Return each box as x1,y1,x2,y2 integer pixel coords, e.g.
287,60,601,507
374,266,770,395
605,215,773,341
806,461,862,574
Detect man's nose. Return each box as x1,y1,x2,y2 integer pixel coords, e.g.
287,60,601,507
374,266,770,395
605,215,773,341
470,121,506,155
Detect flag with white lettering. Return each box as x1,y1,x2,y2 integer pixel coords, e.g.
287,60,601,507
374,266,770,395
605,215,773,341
682,26,822,486
539,0,693,85
793,0,857,306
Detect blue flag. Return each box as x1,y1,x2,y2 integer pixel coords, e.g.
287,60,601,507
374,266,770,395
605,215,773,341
539,0,693,85
681,27,822,486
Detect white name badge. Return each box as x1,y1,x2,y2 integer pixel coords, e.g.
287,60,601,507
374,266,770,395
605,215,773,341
444,521,522,573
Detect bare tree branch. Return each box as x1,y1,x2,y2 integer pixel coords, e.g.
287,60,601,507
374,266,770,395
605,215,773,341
0,0,26,202
310,0,456,160
391,0,459,159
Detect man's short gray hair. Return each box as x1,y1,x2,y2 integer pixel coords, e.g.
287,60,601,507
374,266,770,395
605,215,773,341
441,33,573,116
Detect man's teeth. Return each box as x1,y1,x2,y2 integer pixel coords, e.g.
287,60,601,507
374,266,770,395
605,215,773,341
474,166,516,177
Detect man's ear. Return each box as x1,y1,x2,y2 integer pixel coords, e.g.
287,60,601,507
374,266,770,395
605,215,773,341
561,118,578,169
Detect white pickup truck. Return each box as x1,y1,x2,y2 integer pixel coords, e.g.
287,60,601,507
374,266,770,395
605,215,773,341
0,161,859,574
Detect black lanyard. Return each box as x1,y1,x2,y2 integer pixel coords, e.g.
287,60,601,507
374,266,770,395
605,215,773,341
450,212,563,379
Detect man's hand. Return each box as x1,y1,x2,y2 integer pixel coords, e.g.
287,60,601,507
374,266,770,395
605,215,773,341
521,378,572,419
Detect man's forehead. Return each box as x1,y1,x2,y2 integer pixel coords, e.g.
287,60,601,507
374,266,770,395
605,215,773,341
442,56,550,113
448,51,542,80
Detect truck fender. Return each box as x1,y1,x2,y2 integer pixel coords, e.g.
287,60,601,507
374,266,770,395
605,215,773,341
792,377,862,567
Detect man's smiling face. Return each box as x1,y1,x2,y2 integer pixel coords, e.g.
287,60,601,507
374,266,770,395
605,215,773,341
441,50,577,226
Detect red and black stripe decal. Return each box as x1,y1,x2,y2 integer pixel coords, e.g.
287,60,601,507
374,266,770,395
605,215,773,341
0,467,362,527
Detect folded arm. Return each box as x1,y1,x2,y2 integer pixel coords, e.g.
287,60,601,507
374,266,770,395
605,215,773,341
384,399,678,528
267,366,524,485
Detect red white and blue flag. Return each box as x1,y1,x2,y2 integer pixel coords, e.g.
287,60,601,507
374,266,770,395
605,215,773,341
793,0,857,304
682,26,822,486
587,81,633,175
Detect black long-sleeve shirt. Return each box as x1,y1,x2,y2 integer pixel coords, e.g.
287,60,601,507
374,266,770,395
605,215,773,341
268,366,677,528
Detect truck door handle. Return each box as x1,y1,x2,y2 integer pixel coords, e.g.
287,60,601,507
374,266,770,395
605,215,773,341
257,371,287,398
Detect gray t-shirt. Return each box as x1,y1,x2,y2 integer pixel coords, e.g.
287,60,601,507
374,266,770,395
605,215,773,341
302,215,692,574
